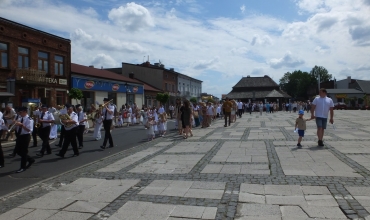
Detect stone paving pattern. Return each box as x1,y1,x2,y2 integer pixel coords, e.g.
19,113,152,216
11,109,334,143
1,110,370,219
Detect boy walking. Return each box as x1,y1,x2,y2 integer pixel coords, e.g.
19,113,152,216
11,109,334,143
295,110,311,147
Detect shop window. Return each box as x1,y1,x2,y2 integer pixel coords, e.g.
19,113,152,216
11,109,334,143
126,94,134,106
81,91,95,112
0,42,8,68
18,47,29,68
56,91,66,106
38,51,49,73
54,55,64,76
108,92,117,106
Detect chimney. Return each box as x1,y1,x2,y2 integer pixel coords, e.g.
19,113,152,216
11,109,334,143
89,65,94,68
129,72,134,79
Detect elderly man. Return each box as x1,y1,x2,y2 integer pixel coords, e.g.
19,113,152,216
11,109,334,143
310,88,334,147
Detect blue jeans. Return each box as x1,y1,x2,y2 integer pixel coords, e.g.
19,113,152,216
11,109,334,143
316,117,328,129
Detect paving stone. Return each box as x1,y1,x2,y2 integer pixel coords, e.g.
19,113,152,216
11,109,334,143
47,211,93,220
18,209,58,220
0,208,34,220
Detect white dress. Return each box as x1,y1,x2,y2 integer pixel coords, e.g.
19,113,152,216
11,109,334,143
93,117,103,140
153,112,158,132
116,115,123,126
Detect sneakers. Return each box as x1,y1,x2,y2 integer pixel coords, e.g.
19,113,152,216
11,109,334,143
297,143,302,148
16,168,25,173
318,140,324,147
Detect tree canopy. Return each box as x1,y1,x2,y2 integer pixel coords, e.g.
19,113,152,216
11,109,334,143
279,66,332,99
156,93,170,105
68,88,83,104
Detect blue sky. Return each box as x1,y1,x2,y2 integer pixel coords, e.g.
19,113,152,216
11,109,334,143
1,0,369,98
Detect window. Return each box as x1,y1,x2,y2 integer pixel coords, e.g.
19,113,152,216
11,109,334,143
18,47,29,68
54,55,64,76
56,91,66,107
81,91,95,111
0,42,8,68
38,51,49,73
108,92,117,106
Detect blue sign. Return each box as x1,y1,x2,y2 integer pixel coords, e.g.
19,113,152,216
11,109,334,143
22,98,40,103
72,77,144,94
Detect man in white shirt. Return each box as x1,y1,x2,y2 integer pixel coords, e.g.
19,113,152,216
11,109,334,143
310,88,334,147
100,98,115,149
56,104,79,158
237,100,243,118
36,105,55,157
158,105,165,114
169,104,174,119
76,105,87,149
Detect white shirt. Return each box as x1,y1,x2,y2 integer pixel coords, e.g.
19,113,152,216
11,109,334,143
65,112,79,130
169,105,174,111
0,111,3,120
60,107,67,115
16,115,33,135
39,111,55,128
77,111,86,126
207,106,214,115
102,105,115,120
312,96,334,118
158,107,165,114
237,102,243,109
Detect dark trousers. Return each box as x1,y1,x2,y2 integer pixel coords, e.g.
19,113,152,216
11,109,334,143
39,126,51,154
76,125,85,147
57,125,65,146
59,127,79,156
32,126,38,147
224,112,231,126
0,131,4,166
169,110,173,119
16,134,34,169
238,109,243,118
194,117,200,127
103,120,113,147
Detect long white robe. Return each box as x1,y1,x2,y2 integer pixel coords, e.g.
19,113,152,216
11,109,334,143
49,124,58,139
93,117,103,140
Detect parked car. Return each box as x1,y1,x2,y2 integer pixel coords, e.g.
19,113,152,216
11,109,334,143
334,102,347,110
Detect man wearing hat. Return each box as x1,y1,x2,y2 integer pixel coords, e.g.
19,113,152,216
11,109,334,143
36,105,55,157
100,98,115,149
14,106,35,173
76,104,87,149
56,104,79,158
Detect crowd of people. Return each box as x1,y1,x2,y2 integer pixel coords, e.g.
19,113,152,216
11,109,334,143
0,89,334,173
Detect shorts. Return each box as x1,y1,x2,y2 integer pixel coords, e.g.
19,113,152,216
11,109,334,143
298,130,305,137
316,117,328,129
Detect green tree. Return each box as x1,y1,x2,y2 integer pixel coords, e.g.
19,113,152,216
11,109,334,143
190,97,197,103
156,93,170,105
310,66,332,86
279,70,311,99
68,88,83,104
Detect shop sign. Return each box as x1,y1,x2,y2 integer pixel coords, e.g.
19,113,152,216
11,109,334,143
84,81,95,89
59,79,68,85
336,94,347,98
15,68,62,84
112,84,119,91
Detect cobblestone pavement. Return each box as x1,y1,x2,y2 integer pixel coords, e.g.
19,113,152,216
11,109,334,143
1,110,370,220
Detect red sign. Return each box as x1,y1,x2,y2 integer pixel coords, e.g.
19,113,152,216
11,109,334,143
133,86,138,93
112,84,120,91
84,81,95,89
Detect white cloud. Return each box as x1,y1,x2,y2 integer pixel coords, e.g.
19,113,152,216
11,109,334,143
91,54,117,68
269,51,305,69
108,2,155,31
314,46,330,54
296,0,328,14
251,34,272,46
82,7,99,17
231,47,248,55
192,57,219,70
349,25,370,46
71,29,146,53
355,64,370,71
240,5,245,13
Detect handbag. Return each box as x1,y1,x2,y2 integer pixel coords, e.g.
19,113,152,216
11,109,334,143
193,111,199,118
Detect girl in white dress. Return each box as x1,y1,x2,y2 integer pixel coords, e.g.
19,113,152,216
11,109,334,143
126,106,132,126
146,110,155,141
152,107,158,136
84,112,89,134
142,109,148,129
116,109,123,127
158,113,168,137
93,111,103,140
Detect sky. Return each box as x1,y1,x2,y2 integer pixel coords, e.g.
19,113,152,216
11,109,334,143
1,0,370,98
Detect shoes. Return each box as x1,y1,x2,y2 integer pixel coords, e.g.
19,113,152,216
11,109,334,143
26,160,35,169
55,144,60,147
100,146,106,149
72,154,79,157
318,140,324,147
55,153,64,158
297,143,302,148
36,153,44,157
224,125,227,127
8,153,15,158
78,146,83,149
16,168,25,173
108,145,114,148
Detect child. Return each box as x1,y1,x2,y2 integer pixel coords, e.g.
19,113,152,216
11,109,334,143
93,110,103,140
158,113,167,137
146,111,155,141
295,110,311,147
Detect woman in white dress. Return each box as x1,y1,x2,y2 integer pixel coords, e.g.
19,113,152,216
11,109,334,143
141,108,148,129
126,105,132,126
146,110,155,141
158,113,168,137
93,111,103,140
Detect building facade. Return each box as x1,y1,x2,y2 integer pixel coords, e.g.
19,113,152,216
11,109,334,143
0,17,71,110
71,64,144,111
177,73,202,101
